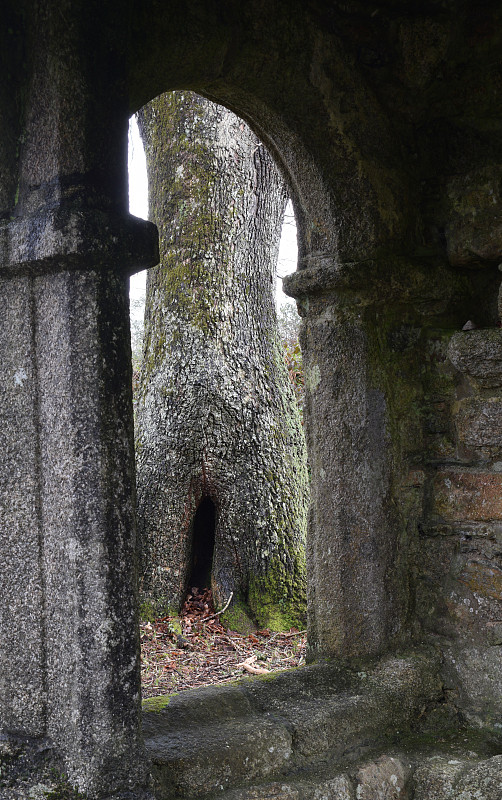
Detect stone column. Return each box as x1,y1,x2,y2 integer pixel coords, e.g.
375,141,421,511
0,1,158,797
0,275,47,738
1,258,155,800
0,231,157,800
284,258,426,660
36,266,150,796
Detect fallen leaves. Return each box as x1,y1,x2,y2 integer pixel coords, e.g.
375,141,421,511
140,587,306,697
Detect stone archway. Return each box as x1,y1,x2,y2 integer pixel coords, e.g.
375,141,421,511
0,1,437,794
128,7,417,662
1,1,502,797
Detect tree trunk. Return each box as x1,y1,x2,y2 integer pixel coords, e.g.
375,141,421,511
136,91,308,630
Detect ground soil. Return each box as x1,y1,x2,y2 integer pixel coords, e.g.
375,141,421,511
141,587,306,697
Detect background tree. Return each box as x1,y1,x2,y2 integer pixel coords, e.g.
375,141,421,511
130,294,145,400
135,92,309,630
277,302,301,346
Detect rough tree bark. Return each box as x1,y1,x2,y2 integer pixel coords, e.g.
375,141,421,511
135,91,308,630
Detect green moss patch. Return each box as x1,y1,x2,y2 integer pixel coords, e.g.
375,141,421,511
220,600,256,634
248,561,307,632
142,695,174,713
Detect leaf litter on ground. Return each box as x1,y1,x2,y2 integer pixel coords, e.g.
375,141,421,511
140,587,306,697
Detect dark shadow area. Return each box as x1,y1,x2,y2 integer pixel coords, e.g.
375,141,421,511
188,497,216,589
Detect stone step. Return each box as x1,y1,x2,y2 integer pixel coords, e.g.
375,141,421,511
143,650,443,800
147,716,292,799
187,752,502,800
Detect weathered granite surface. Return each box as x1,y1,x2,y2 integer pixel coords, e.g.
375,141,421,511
1,0,502,797
143,651,444,799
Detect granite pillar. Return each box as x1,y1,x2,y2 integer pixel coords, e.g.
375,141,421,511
0,0,158,795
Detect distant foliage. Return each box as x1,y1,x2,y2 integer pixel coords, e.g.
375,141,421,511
277,301,300,345
277,302,304,420
283,339,304,421
130,295,145,401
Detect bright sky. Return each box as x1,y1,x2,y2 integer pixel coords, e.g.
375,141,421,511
128,117,149,321
127,115,297,323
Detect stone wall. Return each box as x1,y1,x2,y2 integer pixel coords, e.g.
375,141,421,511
416,328,502,731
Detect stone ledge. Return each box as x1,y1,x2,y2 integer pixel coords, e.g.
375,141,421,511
0,210,159,275
283,255,451,310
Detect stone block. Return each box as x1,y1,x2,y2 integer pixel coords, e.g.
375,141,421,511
355,756,410,800
457,560,502,602
414,536,459,633
33,269,147,796
220,783,304,800
142,684,253,734
454,397,502,454
413,756,471,800
453,755,502,799
253,653,441,765
444,167,502,267
432,470,502,522
414,755,502,800
448,331,502,387
144,651,442,799
444,565,502,643
415,527,502,643
312,775,355,800
442,644,502,733
0,209,158,274
216,776,356,800
299,315,407,658
148,718,293,798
